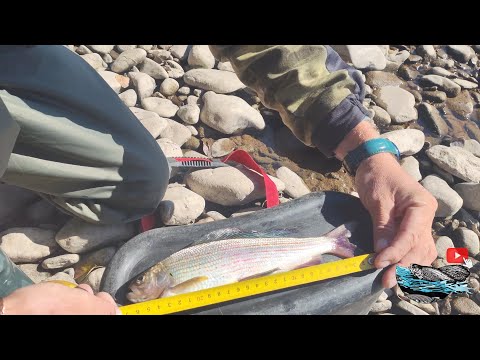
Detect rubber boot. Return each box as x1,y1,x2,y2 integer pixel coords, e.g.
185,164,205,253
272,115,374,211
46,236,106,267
0,248,34,298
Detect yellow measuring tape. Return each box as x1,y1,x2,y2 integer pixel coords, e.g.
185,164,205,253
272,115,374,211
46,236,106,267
119,253,376,315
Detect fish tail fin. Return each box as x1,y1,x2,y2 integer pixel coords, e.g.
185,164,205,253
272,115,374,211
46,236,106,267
325,223,358,258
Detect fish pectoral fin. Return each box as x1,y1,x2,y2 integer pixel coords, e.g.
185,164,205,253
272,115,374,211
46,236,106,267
238,268,281,282
168,276,209,294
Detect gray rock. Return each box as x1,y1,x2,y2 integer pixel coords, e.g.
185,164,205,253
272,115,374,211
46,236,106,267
396,300,429,315
193,89,203,97
164,60,184,79
128,72,156,99
129,107,168,138
446,90,474,116
188,45,215,69
158,119,191,146
410,302,437,315
111,48,147,73
426,145,480,183
159,78,180,97
17,264,51,283
372,105,391,126
187,95,200,105
156,138,183,157
388,50,410,64
365,71,402,88
102,54,113,64
119,89,137,107
417,102,449,136
41,254,80,270
206,211,226,221
453,78,478,89
407,54,422,63
370,300,392,313
435,236,454,258
432,57,455,68
55,218,135,254
183,136,201,151
159,184,205,226
200,92,265,134
183,150,206,158
186,126,198,136
397,65,418,81
0,228,59,263
84,267,105,293
80,53,106,71
422,90,447,103
430,67,454,77
453,227,480,256
211,138,236,157
87,45,114,55
453,183,480,211
138,58,168,80
473,45,480,53
420,75,461,97
184,69,245,94
177,104,200,125
374,86,417,123
377,291,389,302
275,166,311,198
331,45,386,70
417,45,436,59
138,45,153,51
197,217,214,224
381,129,425,155
141,97,179,118
116,45,137,53
451,297,480,315
98,71,129,93
446,45,476,63
400,156,422,181
217,61,234,72
420,175,463,217
185,166,284,206
450,139,480,157
177,86,190,95
76,45,92,55
170,45,191,61
149,49,173,63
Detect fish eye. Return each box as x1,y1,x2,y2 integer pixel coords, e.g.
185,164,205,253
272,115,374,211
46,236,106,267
136,275,145,284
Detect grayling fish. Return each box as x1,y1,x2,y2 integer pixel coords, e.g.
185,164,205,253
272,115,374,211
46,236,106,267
127,223,358,303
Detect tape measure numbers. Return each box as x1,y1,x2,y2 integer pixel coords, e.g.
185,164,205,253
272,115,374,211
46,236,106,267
119,253,376,315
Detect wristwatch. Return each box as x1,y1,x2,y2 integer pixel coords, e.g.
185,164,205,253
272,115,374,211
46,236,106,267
343,138,401,175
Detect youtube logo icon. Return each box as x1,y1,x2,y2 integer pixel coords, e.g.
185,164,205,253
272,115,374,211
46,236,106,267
446,248,469,264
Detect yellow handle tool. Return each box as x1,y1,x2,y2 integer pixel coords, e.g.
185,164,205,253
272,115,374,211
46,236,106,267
119,253,376,315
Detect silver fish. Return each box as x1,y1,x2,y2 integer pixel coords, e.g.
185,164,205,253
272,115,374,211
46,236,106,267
127,223,357,303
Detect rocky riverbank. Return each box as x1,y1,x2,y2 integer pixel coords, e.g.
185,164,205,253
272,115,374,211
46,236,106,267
1,45,480,315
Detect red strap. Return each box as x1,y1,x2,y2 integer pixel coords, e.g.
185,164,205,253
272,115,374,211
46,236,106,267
139,149,279,233
222,149,279,208
139,214,156,233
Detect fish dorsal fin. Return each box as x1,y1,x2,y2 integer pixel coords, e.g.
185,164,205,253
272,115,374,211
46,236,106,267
323,222,357,239
169,276,209,294
238,268,281,282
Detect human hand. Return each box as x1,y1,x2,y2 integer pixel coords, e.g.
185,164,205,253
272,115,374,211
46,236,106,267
1,282,121,315
355,153,438,288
